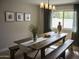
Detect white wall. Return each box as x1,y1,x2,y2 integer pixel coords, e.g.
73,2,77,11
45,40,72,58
55,4,74,11
0,0,40,51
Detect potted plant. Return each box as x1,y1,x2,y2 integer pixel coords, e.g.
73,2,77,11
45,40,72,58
29,24,38,42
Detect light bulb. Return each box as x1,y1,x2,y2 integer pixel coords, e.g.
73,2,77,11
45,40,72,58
45,3,48,9
49,5,52,10
52,5,56,10
40,2,44,8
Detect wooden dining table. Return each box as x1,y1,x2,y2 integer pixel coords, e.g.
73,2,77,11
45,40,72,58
15,32,67,59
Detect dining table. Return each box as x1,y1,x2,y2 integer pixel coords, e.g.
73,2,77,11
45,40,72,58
15,32,67,59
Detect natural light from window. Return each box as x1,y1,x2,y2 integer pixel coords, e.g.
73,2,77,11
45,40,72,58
51,11,74,30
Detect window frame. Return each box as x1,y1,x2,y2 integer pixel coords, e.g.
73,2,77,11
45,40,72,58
51,11,74,30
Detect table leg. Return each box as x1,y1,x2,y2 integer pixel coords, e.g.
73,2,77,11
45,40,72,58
63,36,66,43
61,51,65,59
69,44,74,53
9,49,15,59
41,48,45,59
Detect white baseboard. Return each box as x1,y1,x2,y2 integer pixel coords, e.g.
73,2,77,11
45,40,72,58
0,48,9,53
0,55,9,58
0,44,17,53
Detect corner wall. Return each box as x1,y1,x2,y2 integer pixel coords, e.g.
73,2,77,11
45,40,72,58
0,0,40,50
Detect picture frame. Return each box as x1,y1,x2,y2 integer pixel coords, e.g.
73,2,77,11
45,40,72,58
16,12,24,21
25,13,31,21
5,11,15,22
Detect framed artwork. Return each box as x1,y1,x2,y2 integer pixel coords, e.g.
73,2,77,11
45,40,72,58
16,12,24,21
25,13,31,21
5,11,15,22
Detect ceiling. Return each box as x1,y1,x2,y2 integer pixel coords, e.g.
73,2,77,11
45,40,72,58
22,0,79,5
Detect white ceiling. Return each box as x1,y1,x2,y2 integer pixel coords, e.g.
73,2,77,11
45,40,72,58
22,0,79,5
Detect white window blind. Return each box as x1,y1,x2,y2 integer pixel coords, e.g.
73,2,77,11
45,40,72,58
51,11,74,30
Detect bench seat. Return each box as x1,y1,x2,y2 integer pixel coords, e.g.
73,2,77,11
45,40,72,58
24,48,56,59
24,39,74,59
45,39,74,59
9,45,19,59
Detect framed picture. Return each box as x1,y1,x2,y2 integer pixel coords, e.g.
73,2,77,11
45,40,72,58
5,11,15,22
16,12,24,21
25,13,31,21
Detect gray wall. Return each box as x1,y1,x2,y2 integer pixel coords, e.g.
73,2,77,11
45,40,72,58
0,0,40,51
37,9,44,34
55,4,74,11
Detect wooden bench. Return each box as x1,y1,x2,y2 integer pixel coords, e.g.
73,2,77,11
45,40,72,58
9,37,32,59
45,39,74,59
23,39,74,59
23,47,56,59
9,45,19,59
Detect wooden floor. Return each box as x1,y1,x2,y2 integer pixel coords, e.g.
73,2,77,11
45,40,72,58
0,46,79,59
65,46,79,59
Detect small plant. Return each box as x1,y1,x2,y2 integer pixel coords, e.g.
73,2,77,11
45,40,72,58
30,24,38,34
29,24,38,42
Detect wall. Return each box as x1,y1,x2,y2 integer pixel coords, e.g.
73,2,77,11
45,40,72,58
0,0,40,51
55,4,74,11
37,9,44,34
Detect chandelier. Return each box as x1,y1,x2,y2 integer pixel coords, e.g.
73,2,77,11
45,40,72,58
40,0,56,10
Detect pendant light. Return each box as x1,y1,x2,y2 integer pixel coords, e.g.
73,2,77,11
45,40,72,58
40,0,56,10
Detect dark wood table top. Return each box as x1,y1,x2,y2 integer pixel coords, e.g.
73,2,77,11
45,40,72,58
19,32,67,50
29,33,67,49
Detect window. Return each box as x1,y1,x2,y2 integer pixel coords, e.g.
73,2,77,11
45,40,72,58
51,11,74,30
64,11,74,29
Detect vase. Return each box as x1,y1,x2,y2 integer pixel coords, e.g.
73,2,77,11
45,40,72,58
57,22,62,34
33,33,37,42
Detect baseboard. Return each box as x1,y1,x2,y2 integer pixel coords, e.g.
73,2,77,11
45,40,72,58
0,48,9,53
0,44,17,53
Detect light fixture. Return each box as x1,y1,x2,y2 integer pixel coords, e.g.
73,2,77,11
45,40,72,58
40,0,56,10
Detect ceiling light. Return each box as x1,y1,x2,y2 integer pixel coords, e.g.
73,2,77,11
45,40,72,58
40,0,56,10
